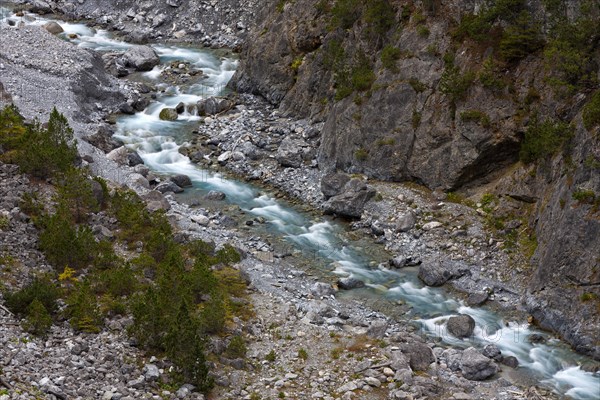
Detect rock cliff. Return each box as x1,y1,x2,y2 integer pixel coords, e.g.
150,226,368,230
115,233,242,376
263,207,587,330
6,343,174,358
230,0,600,359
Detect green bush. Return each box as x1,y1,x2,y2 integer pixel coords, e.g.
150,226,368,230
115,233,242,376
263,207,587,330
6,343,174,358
499,11,544,62
519,117,574,163
23,298,53,336
38,209,96,270
265,349,277,362
226,335,247,359
412,111,422,129
0,104,27,159
582,91,600,131
572,189,597,204
460,110,491,128
354,148,368,161
17,108,78,179
453,0,526,41
408,78,427,93
3,276,60,316
350,54,376,92
364,0,396,37
55,167,99,223
330,0,361,29
417,25,430,37
381,45,401,71
479,57,505,91
66,280,102,333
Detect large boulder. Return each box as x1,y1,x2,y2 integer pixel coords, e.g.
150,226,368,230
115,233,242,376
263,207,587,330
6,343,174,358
400,342,436,371
83,125,121,153
155,181,184,194
122,45,160,71
323,179,376,218
321,173,351,199
418,263,454,287
30,0,52,14
276,137,311,168
336,277,365,290
170,174,192,188
447,314,476,339
43,22,63,34
197,97,233,116
396,211,417,232
460,347,499,381
159,108,178,121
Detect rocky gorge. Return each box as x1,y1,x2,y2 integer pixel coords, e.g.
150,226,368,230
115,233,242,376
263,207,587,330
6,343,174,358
0,1,599,400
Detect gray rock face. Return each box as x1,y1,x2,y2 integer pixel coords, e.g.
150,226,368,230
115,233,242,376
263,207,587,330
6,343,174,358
447,314,475,339
321,173,351,199
323,179,376,218
460,347,499,381
122,45,159,71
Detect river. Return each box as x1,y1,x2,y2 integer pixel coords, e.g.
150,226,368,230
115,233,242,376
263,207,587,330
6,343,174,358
1,7,599,399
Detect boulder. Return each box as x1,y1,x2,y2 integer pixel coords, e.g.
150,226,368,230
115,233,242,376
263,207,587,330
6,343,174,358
106,146,129,166
30,0,52,14
127,151,144,167
159,108,178,121
323,179,376,218
400,342,436,371
83,125,120,153
122,45,160,71
197,97,232,116
366,320,388,338
142,191,171,211
170,174,192,188
396,211,417,232
481,344,502,361
321,172,351,199
43,21,63,34
276,137,310,168
175,102,185,114
155,181,184,194
205,190,226,201
418,263,454,287
336,277,365,290
466,292,489,306
447,314,476,339
460,347,499,380
310,282,336,297
501,356,519,368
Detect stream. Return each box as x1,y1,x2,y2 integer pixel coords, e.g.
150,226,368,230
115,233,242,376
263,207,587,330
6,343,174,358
2,8,599,399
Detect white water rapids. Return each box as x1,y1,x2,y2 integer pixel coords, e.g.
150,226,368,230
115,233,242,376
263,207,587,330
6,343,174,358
2,7,599,399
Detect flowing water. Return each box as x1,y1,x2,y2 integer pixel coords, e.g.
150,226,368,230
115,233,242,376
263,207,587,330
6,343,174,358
2,7,599,399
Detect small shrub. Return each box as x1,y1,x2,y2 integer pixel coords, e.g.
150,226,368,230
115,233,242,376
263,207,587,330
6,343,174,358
23,298,53,336
290,57,303,72
408,78,427,93
298,348,308,360
381,45,401,71
572,189,596,204
519,117,574,163
354,148,368,161
226,335,247,359
460,110,491,128
350,53,376,92
3,276,60,316
412,111,422,129
479,57,505,91
364,0,396,38
417,25,430,37
66,280,102,333
499,11,544,63
0,215,8,230
583,91,600,131
265,349,277,362
330,0,361,30
581,292,598,302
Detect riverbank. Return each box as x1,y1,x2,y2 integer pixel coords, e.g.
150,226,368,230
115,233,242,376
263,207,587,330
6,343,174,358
0,4,598,400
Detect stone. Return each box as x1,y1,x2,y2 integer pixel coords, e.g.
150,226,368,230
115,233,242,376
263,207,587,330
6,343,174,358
321,173,351,199
155,181,184,194
418,263,454,287
176,384,195,399
122,45,160,71
337,381,358,393
422,221,443,231
481,344,502,361
528,333,546,344
142,191,171,211
383,367,394,377
460,347,499,380
396,211,416,232
30,0,52,14
323,179,376,218
159,108,178,121
337,277,365,290
192,215,210,226
389,351,410,371
366,320,388,338
310,282,335,297
447,314,476,339
197,97,232,116
400,342,435,371
466,292,489,306
501,356,519,368
106,146,129,165
175,102,185,114
276,137,310,168
43,21,64,34
204,190,226,201
128,151,144,167
390,256,407,268
143,364,160,381
364,376,381,387
170,174,192,188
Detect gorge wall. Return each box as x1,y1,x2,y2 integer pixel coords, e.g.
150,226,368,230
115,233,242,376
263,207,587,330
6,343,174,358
229,0,600,359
